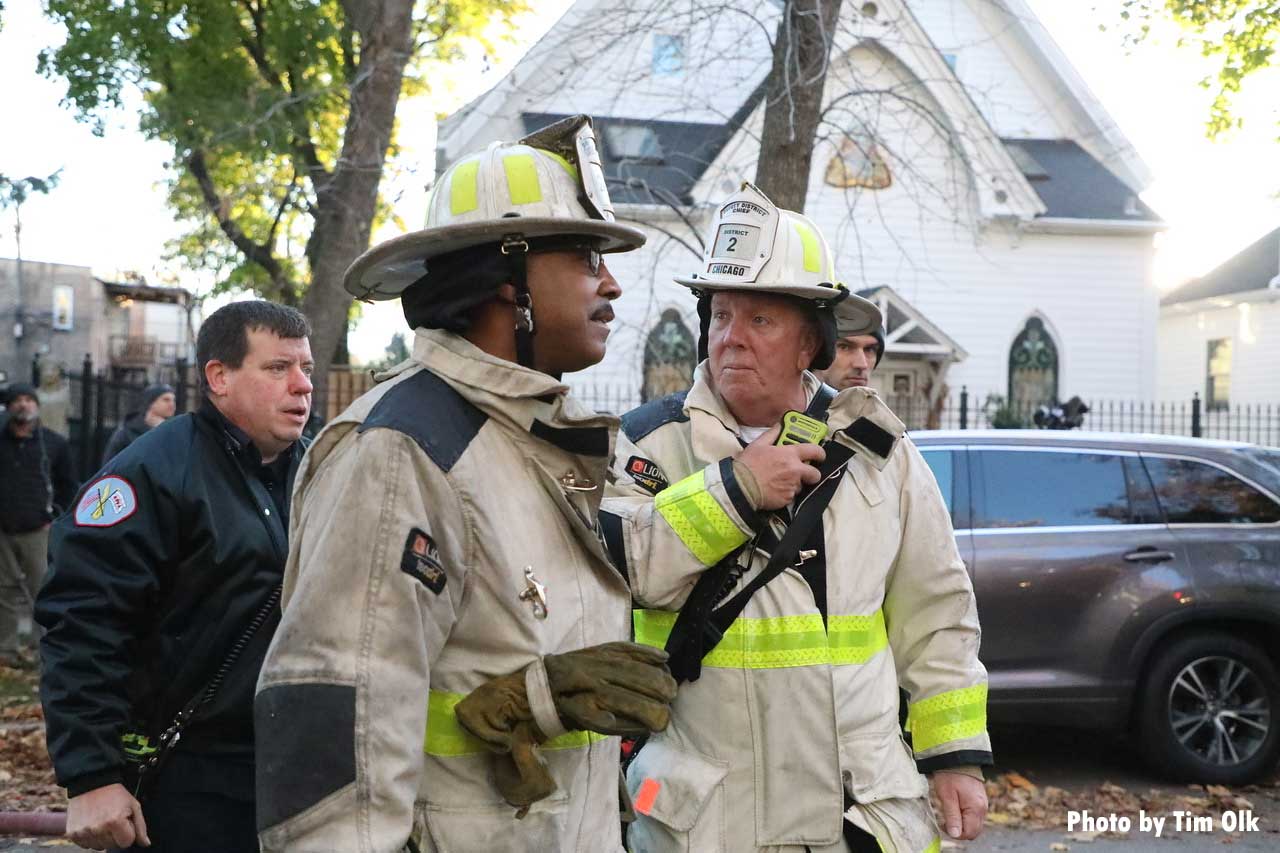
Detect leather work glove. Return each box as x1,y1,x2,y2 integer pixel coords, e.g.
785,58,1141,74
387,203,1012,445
456,642,677,815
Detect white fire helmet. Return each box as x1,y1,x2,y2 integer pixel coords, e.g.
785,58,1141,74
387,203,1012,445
676,182,881,335
344,115,646,301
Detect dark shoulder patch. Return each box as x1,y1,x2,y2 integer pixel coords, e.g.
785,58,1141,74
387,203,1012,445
847,417,896,460
620,391,690,443
358,370,487,473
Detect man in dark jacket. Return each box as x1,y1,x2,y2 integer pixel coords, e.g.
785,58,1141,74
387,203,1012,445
36,301,313,852
0,383,77,667
102,384,177,464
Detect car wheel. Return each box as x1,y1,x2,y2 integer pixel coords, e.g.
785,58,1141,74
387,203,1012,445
1137,632,1280,785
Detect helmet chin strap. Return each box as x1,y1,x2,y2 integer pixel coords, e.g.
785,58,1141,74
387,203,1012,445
502,236,537,369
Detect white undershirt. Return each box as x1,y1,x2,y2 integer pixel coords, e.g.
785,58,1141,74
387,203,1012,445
736,381,819,445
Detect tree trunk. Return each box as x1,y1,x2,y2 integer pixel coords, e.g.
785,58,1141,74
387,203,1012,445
754,0,845,213
301,0,415,414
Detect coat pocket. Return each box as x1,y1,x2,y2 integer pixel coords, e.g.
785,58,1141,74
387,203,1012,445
844,728,929,804
417,798,570,853
626,738,729,851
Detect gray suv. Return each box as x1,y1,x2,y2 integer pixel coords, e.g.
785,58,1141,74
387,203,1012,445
912,430,1280,784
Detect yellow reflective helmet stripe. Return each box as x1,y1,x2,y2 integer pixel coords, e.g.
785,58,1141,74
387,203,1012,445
793,219,822,273
449,158,481,216
906,684,988,752
633,609,888,670
654,470,749,565
423,689,608,756
502,154,543,206
540,149,579,180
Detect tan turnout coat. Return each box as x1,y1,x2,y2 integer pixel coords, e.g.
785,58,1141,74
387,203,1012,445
255,329,631,853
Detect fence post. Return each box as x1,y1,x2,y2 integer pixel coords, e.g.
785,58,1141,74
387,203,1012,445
1191,391,1202,438
959,386,969,430
174,358,189,413
79,354,94,479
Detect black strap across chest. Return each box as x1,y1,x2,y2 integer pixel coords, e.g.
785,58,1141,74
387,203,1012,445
662,384,857,684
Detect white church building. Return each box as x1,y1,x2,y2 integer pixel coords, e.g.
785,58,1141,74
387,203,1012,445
437,0,1165,425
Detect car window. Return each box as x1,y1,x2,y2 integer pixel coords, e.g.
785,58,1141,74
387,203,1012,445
974,450,1131,529
1236,447,1280,494
920,449,954,516
1143,456,1280,524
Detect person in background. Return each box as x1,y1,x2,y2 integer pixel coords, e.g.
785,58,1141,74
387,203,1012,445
0,383,76,669
102,384,177,464
815,310,884,392
36,301,313,852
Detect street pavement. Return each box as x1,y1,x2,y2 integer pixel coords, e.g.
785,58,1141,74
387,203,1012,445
953,726,1280,852
4,725,1278,851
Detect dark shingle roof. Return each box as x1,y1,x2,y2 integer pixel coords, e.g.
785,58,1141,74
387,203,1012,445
524,88,763,207
1003,139,1161,222
1161,226,1280,305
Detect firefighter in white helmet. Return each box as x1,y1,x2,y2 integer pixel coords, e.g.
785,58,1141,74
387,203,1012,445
254,116,677,853
599,183,990,852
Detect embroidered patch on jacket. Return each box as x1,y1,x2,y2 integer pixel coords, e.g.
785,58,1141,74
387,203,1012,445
626,456,669,495
401,528,446,595
74,476,138,527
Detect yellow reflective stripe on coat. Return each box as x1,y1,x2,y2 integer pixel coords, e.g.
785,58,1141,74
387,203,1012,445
633,609,887,669
906,684,988,752
654,470,749,565
423,689,608,756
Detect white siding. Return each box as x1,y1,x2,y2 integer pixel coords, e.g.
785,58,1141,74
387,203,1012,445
1158,299,1280,405
440,0,1160,410
912,0,1067,139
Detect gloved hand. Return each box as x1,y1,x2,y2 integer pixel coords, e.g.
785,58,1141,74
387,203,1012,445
542,641,677,735
455,642,677,814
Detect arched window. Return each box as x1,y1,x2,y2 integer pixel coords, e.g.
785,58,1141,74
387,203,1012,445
1008,317,1058,407
641,308,696,402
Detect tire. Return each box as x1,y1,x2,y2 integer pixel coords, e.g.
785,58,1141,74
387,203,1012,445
1137,632,1280,785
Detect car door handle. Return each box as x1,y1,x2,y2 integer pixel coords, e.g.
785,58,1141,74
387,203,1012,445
1123,548,1176,563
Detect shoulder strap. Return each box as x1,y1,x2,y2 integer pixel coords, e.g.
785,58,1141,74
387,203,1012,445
663,430,856,684
805,382,837,421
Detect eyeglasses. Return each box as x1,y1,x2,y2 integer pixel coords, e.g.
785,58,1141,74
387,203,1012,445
528,240,603,277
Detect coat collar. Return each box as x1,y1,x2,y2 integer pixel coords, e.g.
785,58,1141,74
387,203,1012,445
405,328,618,456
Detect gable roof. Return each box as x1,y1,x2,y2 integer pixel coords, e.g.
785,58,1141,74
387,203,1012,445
1003,139,1160,222
994,0,1152,191
440,0,1153,215
1161,226,1280,306
858,285,968,362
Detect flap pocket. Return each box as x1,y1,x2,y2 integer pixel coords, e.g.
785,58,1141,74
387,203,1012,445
626,738,729,832
849,467,884,507
843,728,928,804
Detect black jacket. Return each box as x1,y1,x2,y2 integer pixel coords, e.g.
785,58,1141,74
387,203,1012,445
0,418,78,534
102,412,151,465
36,401,303,797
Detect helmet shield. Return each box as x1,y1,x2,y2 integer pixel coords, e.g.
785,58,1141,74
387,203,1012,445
519,115,616,223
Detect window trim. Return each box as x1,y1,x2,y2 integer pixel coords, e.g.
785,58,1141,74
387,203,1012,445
1139,451,1280,529
918,444,971,531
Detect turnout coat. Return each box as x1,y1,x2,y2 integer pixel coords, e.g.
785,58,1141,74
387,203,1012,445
255,330,632,853
601,364,991,853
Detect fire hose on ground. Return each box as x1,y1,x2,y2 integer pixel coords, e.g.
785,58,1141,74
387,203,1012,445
0,810,67,837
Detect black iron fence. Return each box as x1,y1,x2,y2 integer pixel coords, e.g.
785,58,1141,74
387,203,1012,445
40,355,1280,481
62,355,200,480
570,383,1280,448
52,356,377,481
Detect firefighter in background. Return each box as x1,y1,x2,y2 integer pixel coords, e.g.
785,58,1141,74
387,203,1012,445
253,116,677,853
601,183,990,853
815,309,885,392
